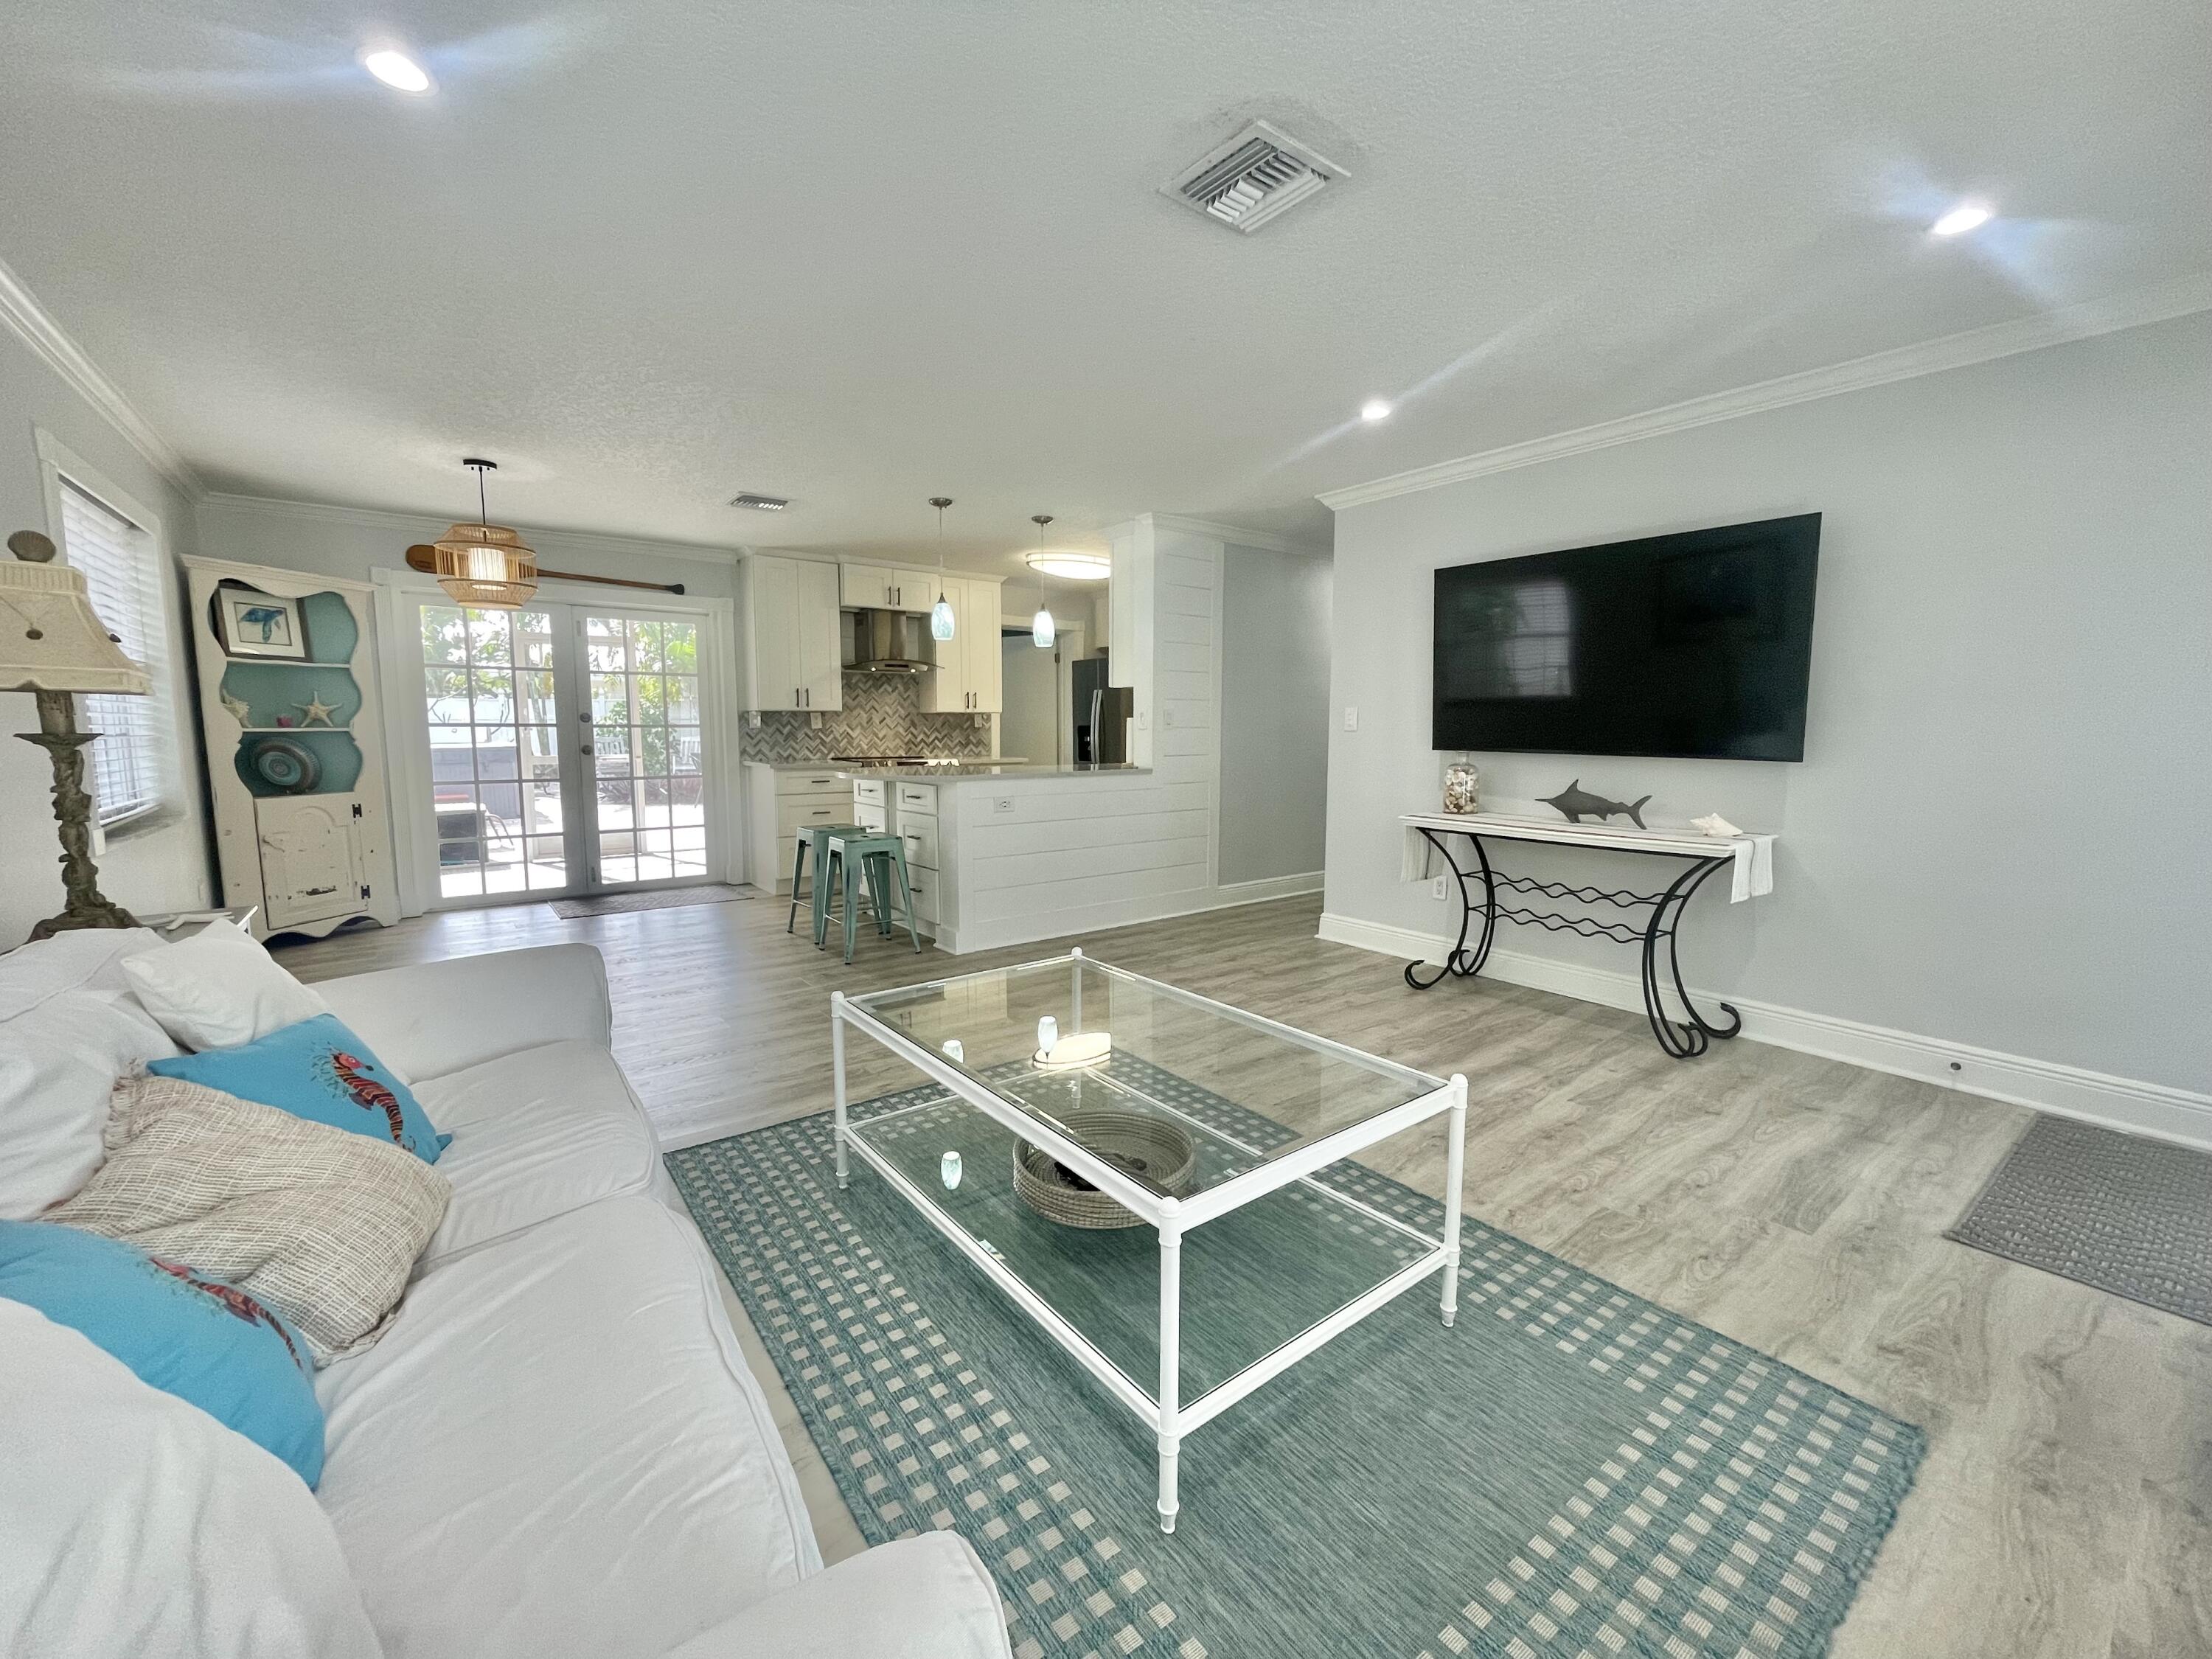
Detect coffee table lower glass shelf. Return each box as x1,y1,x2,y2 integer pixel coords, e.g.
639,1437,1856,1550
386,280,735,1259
831,950,1468,1534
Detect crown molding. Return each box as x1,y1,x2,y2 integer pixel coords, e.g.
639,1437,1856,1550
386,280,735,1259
0,253,198,498
1130,512,1329,555
196,490,746,566
1318,271,2212,511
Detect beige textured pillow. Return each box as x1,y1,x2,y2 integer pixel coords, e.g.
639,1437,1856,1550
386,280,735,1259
46,1074,451,1364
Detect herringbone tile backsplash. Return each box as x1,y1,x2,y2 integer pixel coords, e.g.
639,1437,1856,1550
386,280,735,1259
740,671,994,762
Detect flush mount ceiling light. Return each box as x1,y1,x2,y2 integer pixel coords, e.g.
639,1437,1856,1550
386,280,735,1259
1029,517,1057,648
362,49,433,93
1930,202,1993,237
1360,398,1392,422
1025,549,1110,582
928,497,956,642
728,492,789,511
431,459,537,609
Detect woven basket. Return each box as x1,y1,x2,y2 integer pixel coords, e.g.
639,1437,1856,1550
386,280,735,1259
1012,1107,1197,1230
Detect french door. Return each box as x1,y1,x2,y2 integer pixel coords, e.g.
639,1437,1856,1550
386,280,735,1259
412,599,714,903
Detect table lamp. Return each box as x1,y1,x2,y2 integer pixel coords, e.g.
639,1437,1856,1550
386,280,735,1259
1,529,150,939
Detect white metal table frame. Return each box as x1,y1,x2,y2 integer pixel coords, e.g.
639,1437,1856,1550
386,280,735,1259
831,947,1468,1534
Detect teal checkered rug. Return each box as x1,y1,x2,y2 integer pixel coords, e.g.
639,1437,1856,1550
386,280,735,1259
669,1060,1921,1659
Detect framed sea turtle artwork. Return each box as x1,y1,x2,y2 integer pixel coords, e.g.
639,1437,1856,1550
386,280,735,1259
212,586,307,659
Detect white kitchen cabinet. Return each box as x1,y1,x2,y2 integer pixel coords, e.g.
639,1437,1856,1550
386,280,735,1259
743,554,842,712
917,577,1004,714
838,564,938,612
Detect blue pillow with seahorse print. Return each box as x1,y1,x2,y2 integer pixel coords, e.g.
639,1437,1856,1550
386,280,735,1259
150,1012,451,1164
0,1220,325,1485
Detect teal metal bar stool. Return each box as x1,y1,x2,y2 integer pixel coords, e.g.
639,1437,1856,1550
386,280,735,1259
813,831,922,963
787,821,866,935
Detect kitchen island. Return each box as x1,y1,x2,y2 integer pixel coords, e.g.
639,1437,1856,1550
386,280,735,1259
837,762,1191,953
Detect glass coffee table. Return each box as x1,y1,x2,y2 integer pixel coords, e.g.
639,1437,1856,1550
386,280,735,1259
832,949,1467,1534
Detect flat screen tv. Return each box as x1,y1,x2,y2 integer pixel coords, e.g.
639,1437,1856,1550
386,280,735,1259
1432,514,1820,761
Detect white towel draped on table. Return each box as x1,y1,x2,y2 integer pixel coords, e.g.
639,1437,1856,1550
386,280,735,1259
1400,812,1776,902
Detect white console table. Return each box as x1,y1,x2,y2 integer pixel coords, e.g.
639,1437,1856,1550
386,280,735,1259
1399,811,1777,1058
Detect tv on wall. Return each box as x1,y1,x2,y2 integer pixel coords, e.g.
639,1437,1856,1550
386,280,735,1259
1432,514,1820,761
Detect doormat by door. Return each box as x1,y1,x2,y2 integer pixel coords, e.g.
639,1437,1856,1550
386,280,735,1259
547,884,754,918
1947,1114,2211,1325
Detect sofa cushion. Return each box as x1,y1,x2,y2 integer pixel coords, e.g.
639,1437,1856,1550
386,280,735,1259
314,1195,819,1659
409,1038,667,1265
151,1013,449,1164
119,921,327,1051
0,1298,380,1659
47,1074,451,1364
0,1220,326,1486
0,988,178,1219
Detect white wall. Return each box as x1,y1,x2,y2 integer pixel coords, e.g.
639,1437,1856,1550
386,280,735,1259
1220,545,1332,885
1322,311,2212,1121
0,327,209,943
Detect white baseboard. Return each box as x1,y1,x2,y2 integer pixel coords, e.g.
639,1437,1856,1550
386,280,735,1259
1317,911,2212,1150
939,872,1322,956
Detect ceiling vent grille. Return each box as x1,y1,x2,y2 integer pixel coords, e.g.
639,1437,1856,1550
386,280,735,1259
1161,120,1344,234
728,493,789,512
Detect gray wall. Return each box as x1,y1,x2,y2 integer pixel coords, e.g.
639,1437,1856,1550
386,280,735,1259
0,328,209,943
1323,310,2211,1093
1220,544,1332,884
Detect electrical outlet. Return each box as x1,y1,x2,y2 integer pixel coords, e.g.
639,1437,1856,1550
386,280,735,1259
1161,705,1176,729
807,710,822,730
1430,875,1448,900
993,796,1015,815
1343,706,1358,731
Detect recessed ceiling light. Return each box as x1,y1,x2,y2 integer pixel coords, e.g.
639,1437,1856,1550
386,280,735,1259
1026,551,1111,582
1360,398,1392,422
1930,203,1992,237
363,49,433,94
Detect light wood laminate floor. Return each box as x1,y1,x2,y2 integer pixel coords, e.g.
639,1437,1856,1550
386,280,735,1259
278,893,2211,1658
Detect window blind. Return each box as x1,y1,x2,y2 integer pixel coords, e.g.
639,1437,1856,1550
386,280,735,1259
58,479,163,825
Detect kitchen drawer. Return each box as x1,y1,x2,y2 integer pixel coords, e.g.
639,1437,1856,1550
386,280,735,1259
855,801,887,833
852,779,887,807
778,799,847,835
776,769,848,798
894,781,939,815
899,818,939,872
904,869,939,925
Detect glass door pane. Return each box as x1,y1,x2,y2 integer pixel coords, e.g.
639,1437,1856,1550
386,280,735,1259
420,604,572,899
583,613,709,886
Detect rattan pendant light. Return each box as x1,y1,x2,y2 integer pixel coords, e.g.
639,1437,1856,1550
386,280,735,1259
431,459,538,609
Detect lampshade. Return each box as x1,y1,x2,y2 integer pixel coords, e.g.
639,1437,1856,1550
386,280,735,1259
0,532,150,695
431,521,538,609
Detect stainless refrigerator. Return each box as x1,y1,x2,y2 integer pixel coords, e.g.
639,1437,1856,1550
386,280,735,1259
1071,655,1133,766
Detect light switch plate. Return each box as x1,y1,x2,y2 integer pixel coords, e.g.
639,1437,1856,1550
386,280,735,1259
1430,875,1448,900
1343,706,1358,731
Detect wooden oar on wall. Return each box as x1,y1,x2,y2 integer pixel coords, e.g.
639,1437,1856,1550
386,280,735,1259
404,546,685,596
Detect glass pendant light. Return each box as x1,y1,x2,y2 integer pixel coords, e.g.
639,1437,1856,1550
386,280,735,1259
431,459,537,609
928,497,956,642
1029,515,1057,648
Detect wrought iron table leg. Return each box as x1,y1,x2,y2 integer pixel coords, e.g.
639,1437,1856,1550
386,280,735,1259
1639,858,1742,1059
1405,829,1497,990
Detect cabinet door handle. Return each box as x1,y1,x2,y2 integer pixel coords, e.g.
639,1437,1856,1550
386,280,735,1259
302,884,338,897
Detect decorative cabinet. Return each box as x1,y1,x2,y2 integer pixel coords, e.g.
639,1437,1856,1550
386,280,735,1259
919,577,1004,714
184,557,399,940
742,554,843,711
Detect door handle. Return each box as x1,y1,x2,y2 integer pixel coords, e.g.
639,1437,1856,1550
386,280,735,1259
580,743,594,755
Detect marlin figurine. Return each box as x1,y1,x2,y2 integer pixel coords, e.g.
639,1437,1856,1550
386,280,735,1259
1540,779,1651,827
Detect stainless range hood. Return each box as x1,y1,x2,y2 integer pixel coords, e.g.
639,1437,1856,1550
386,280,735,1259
844,607,934,675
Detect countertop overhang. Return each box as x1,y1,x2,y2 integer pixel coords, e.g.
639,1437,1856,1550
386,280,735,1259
834,762,1150,781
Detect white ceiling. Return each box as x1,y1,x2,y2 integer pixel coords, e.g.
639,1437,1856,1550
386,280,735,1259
2,1,2206,580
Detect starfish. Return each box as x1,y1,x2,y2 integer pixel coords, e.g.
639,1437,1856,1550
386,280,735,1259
296,692,340,728
219,689,251,724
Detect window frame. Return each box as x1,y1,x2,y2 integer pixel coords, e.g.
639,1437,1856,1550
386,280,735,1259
36,430,175,838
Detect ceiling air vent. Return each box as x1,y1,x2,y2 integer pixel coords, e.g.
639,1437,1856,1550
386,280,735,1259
728,493,789,512
1160,119,1344,234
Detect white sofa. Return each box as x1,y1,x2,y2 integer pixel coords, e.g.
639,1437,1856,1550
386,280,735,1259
0,929,1011,1659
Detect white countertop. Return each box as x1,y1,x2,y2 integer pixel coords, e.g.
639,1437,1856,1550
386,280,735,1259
747,757,1029,771
838,763,1148,781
